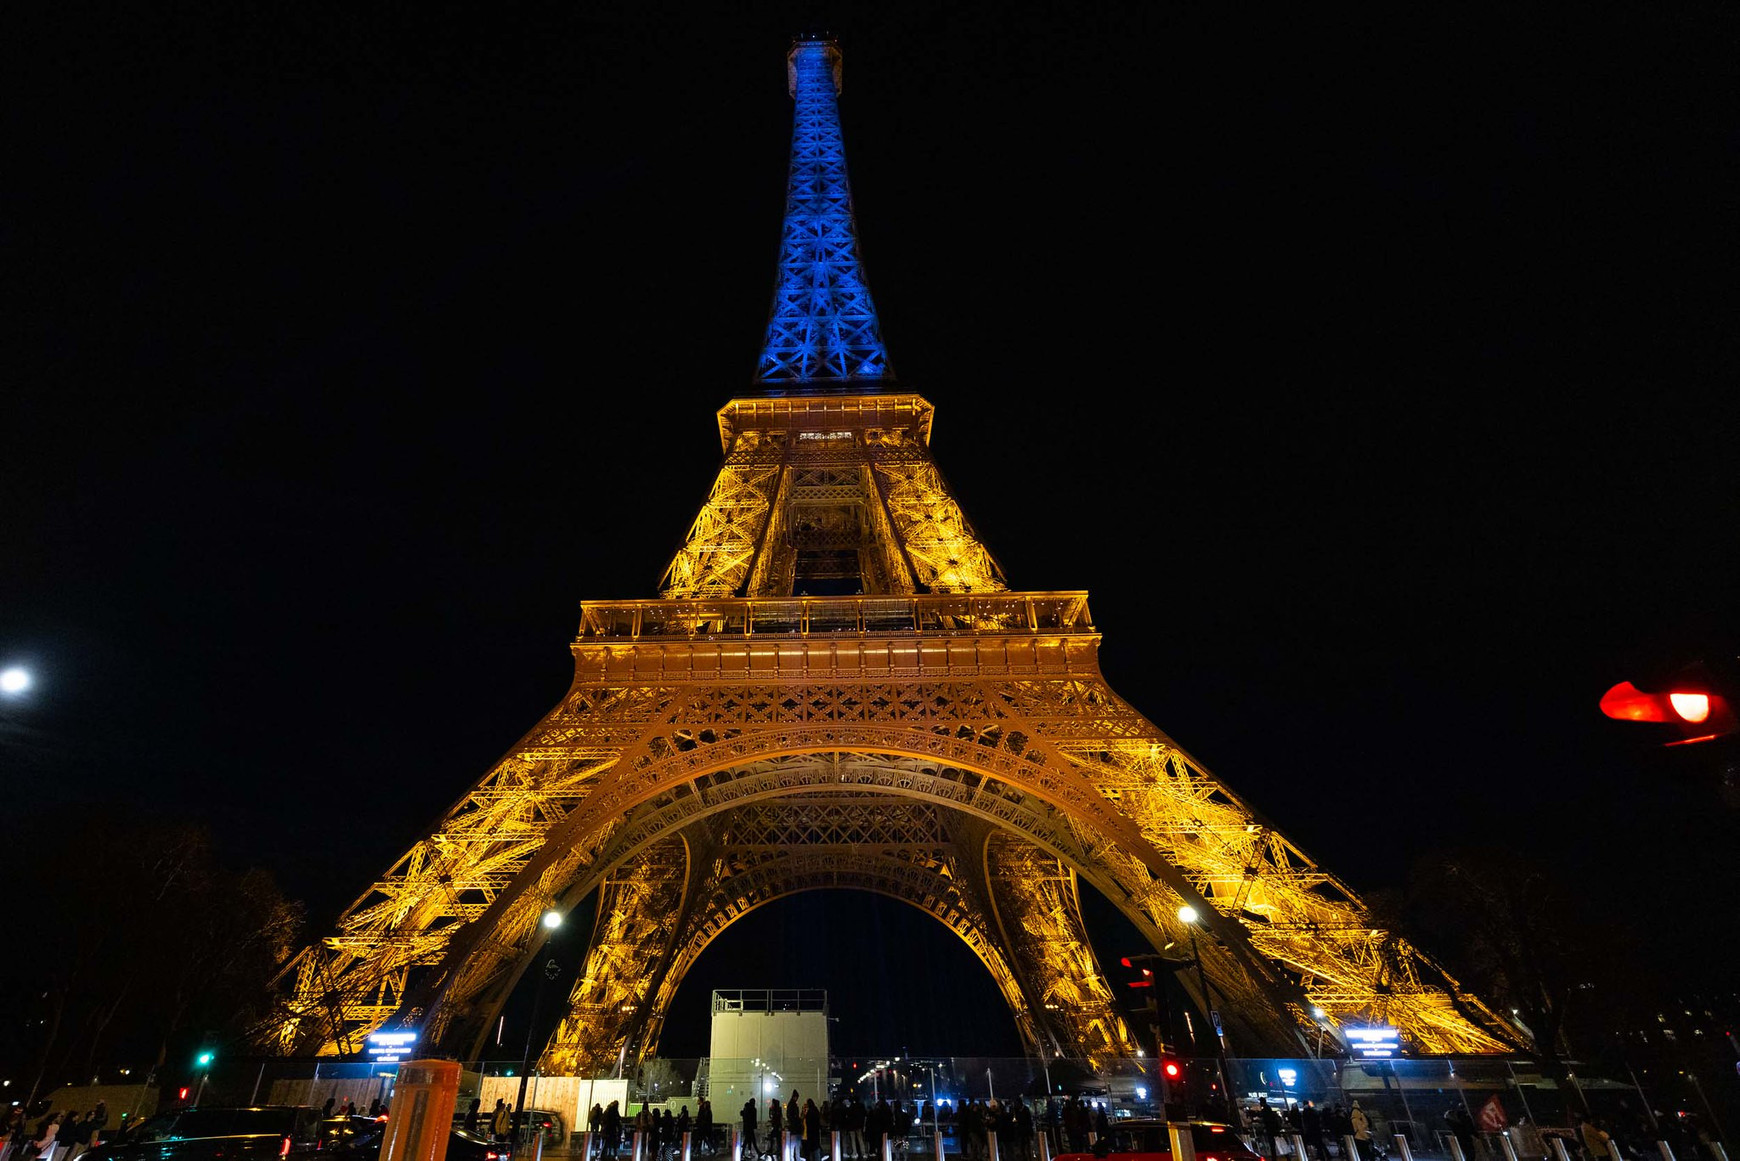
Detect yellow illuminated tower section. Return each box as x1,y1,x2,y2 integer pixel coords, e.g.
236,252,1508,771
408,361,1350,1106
270,36,1519,1069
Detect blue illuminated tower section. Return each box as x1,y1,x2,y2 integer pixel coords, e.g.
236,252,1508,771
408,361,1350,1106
754,37,893,385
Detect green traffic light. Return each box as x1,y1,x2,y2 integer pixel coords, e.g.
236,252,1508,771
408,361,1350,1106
196,1052,215,1067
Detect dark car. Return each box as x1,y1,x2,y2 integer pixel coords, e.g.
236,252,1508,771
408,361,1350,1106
1056,1120,1263,1161
319,1116,504,1161
84,1107,324,1161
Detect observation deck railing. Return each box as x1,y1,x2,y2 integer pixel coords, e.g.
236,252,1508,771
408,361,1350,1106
577,592,1093,641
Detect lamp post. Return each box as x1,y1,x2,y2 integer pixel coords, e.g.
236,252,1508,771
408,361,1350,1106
1177,906,1234,1120
512,910,565,1158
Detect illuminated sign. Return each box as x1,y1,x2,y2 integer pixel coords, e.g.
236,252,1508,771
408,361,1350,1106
1277,1069,1298,1088
365,1031,419,1062
1345,1026,1401,1059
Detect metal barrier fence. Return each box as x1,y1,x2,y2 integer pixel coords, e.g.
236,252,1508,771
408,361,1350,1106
111,1056,1726,1161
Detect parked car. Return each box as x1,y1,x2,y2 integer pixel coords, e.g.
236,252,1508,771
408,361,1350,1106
1057,1120,1264,1161
82,1107,324,1161
321,1115,505,1161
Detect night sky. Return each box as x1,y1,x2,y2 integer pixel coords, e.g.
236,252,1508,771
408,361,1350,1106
7,3,1739,1060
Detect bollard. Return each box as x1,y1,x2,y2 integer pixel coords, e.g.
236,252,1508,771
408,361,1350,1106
1292,1135,1311,1161
1039,1133,1053,1161
1706,1145,1729,1161
1447,1136,1468,1161
1496,1133,1521,1161
1168,1125,1198,1161
1393,1135,1415,1161
1343,1137,1362,1161
1550,1140,1573,1161
633,1133,644,1161
883,1135,894,1161
935,1134,946,1161
1607,1141,1625,1161
1656,1144,1676,1161
533,1130,546,1161
990,1133,1001,1161
684,1132,693,1161
582,1134,594,1161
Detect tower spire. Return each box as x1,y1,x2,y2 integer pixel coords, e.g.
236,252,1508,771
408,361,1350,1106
754,37,893,386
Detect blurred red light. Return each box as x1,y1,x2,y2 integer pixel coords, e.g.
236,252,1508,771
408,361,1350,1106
1600,682,1669,722
1669,692,1710,722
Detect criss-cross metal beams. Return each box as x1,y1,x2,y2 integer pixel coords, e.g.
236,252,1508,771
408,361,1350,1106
661,395,1006,599
755,38,891,384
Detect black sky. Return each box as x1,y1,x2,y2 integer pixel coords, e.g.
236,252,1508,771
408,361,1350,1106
6,3,1740,1058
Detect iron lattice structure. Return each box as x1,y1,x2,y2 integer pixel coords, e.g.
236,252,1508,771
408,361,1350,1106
269,36,1520,1069
754,39,891,384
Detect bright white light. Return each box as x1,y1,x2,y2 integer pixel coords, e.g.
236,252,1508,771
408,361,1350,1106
1311,1007,1327,1019
1135,1086,1148,1100
764,1081,774,1093
1177,905,1199,924
542,910,563,929
0,668,30,696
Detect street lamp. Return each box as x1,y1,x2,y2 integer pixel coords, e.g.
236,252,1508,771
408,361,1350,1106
0,667,30,696
1176,904,1234,1119
512,910,564,1158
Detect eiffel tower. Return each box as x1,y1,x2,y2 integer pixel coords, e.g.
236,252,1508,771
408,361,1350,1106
272,36,1517,1068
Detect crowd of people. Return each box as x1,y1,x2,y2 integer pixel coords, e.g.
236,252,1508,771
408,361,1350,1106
0,1102,108,1161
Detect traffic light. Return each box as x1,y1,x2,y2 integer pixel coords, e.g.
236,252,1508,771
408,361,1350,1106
1120,957,1155,989
178,1088,191,1102
1599,661,1737,744
1162,1059,1182,1081
195,1051,215,1068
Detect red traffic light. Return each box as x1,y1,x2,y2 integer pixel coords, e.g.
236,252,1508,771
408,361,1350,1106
178,1087,191,1101
1600,679,1733,743
1162,1060,1182,1079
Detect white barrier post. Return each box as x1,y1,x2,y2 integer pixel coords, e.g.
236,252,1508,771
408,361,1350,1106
883,1136,894,1161
1343,1137,1362,1161
1446,1137,1468,1161
1039,1130,1053,1161
935,1134,946,1161
1656,1142,1676,1161
1168,1125,1198,1161
1551,1141,1575,1161
633,1132,644,1161
989,1134,1000,1161
684,1132,693,1161
1292,1135,1311,1161
1392,1136,1414,1161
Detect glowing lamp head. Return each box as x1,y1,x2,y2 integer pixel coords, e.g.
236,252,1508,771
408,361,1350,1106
1177,905,1199,925
542,910,563,930
1669,692,1711,723
1163,1060,1181,1079
0,667,29,696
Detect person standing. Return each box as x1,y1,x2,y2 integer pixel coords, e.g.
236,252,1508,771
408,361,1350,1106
493,1100,513,1145
695,1100,712,1156
464,1100,483,1135
1349,1103,1371,1160
802,1101,821,1161
1258,1099,1282,1160
740,1101,758,1161
603,1102,622,1159
767,1098,784,1161
845,1099,866,1161
1302,1102,1325,1161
